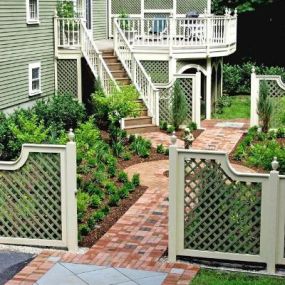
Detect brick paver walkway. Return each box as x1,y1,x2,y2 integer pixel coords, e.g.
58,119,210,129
8,160,199,285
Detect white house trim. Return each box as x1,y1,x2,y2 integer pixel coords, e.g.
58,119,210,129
29,62,42,97
26,0,40,24
177,64,207,76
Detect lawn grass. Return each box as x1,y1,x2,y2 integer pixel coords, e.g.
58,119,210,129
213,95,250,119
191,269,285,285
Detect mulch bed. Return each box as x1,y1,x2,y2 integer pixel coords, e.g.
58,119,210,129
79,185,148,248
79,128,203,248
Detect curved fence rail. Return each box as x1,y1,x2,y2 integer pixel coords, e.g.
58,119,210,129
0,142,77,251
169,145,285,274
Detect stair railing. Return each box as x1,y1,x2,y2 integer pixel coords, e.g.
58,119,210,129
113,19,160,126
80,20,119,95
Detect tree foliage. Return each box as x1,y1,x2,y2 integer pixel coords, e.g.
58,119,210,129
212,0,276,14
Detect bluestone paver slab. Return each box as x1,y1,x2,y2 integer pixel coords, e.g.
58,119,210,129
116,268,164,280
61,262,106,274
136,274,167,285
78,267,130,285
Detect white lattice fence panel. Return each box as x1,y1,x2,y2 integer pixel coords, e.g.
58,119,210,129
57,59,78,97
259,79,285,129
159,78,193,124
0,153,62,240
141,61,169,83
184,158,262,255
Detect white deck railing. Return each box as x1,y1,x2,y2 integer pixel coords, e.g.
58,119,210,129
115,14,237,49
56,18,119,95
113,20,160,125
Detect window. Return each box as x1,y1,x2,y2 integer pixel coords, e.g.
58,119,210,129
26,0,39,24
29,63,41,96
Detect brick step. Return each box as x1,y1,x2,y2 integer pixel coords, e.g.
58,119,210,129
124,116,153,127
125,124,160,134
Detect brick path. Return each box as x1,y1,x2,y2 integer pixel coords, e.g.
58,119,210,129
7,160,199,285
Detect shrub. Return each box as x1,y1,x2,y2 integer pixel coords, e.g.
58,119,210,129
257,82,273,133
112,141,125,157
131,174,140,187
166,125,175,134
128,134,136,143
118,171,128,183
160,121,168,131
164,148,169,156
215,95,231,114
93,210,106,222
87,215,96,229
172,80,187,130
105,182,118,195
122,151,131,161
91,194,102,208
187,122,198,132
130,136,151,158
77,192,91,222
109,193,120,207
33,94,86,131
118,186,129,199
157,144,165,154
79,224,90,236
277,128,285,138
8,112,51,155
91,85,140,126
124,181,135,192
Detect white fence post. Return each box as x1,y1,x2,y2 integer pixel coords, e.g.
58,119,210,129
260,158,280,274
65,129,78,252
250,67,259,127
193,72,201,128
168,134,179,262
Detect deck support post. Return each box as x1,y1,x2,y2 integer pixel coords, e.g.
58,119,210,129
206,57,212,119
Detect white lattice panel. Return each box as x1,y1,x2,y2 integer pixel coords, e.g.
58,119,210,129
141,61,169,83
57,59,78,97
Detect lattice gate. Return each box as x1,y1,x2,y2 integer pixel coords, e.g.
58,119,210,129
169,146,285,274
0,142,77,250
251,72,285,128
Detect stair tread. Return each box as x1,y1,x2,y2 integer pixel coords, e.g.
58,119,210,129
125,116,152,120
125,124,156,129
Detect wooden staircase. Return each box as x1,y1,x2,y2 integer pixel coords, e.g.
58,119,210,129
102,50,159,133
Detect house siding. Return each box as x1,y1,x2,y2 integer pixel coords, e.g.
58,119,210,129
0,0,57,110
93,0,108,40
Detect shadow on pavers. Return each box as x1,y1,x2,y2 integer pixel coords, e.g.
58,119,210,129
0,251,36,285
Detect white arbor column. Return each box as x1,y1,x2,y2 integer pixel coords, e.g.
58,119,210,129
206,57,212,119
169,56,176,82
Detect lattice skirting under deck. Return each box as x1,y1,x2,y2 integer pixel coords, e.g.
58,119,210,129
57,59,78,97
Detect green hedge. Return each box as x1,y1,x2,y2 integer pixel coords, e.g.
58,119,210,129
223,62,285,95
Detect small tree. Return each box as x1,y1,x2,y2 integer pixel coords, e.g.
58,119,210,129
172,80,187,130
257,82,273,133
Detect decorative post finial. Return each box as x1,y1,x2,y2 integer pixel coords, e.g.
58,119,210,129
252,66,256,74
68,128,75,142
234,8,238,17
272,157,279,171
170,131,177,146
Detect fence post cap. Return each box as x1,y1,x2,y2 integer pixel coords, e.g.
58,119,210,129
170,132,177,145
272,157,279,171
252,66,256,74
68,129,75,142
